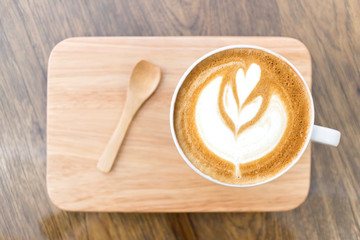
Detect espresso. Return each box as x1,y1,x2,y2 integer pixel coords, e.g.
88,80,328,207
173,48,312,185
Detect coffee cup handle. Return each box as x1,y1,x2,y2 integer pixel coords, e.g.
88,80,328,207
310,125,341,147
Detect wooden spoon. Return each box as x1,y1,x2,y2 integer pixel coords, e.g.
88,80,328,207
97,60,161,173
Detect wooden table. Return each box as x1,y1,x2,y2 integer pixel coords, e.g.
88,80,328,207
0,0,359,239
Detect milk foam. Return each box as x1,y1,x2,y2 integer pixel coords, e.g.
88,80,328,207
195,64,288,175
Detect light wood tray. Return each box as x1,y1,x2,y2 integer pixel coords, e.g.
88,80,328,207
47,37,311,212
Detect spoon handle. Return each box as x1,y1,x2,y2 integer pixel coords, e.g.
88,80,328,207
97,99,139,173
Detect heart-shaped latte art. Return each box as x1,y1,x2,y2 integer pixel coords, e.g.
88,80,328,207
195,63,288,177
222,64,263,132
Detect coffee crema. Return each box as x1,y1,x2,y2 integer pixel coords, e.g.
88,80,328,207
173,48,312,185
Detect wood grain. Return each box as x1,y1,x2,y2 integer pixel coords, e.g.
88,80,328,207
0,0,359,239
47,37,311,212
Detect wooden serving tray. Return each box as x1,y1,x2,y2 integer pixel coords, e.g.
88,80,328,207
47,37,311,212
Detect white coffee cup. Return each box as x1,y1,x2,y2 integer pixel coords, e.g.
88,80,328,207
169,45,341,187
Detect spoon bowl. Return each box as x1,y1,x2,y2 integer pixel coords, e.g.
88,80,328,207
129,60,161,99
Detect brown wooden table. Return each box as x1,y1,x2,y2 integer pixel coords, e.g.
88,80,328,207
0,0,359,239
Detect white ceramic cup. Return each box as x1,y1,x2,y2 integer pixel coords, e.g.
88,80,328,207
169,45,341,187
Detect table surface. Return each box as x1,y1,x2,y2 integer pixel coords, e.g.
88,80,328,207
0,0,359,239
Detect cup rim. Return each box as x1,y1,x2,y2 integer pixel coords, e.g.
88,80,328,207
169,45,315,187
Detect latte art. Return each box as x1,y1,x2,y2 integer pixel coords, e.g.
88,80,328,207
174,48,311,185
195,64,288,177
